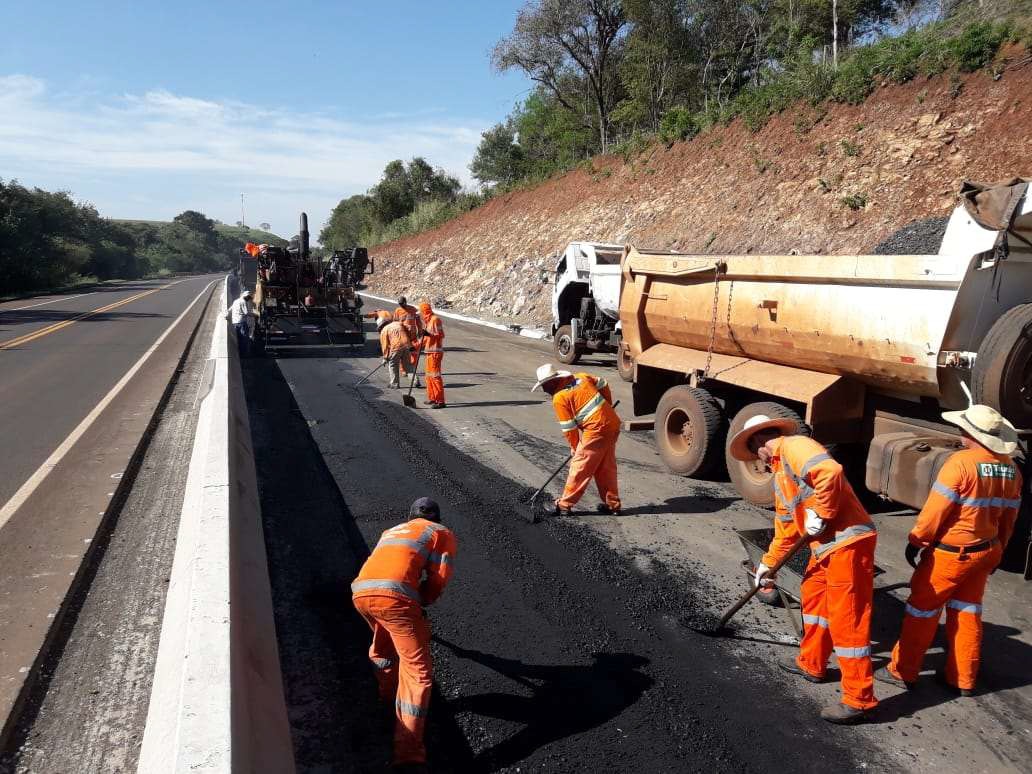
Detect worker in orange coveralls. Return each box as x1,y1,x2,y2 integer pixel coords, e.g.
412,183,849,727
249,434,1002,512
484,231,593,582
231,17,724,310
418,301,446,409
394,296,424,387
352,497,457,769
379,316,413,389
730,414,878,724
531,363,621,517
876,404,1022,698
365,309,394,326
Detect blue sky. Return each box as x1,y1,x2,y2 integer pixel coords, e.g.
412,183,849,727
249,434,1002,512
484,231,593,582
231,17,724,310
0,1,530,237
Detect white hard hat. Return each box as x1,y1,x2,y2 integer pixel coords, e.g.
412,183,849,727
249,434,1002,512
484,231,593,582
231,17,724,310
531,363,572,392
728,414,798,461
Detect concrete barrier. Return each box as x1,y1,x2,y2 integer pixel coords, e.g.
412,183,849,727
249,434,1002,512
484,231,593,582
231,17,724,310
138,278,294,773
358,290,550,340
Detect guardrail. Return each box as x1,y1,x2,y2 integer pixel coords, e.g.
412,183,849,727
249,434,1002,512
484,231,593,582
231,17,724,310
138,277,294,773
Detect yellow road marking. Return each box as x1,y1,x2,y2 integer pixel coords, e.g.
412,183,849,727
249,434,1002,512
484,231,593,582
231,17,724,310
0,286,167,351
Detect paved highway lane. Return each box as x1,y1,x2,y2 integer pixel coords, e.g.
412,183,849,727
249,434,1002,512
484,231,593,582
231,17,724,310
0,277,220,507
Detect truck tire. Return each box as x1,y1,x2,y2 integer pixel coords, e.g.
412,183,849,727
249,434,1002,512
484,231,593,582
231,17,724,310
616,343,634,382
554,324,583,365
725,402,806,508
971,303,1032,429
655,386,727,477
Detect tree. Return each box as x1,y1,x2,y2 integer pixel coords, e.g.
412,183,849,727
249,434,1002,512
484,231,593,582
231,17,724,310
470,120,528,187
493,0,628,152
320,194,378,248
369,158,460,225
259,222,271,231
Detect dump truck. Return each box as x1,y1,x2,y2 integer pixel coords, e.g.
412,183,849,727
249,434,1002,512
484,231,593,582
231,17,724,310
621,179,1032,526
547,241,633,379
242,213,372,350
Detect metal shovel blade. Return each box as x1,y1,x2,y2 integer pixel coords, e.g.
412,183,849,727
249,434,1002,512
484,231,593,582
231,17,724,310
402,394,416,408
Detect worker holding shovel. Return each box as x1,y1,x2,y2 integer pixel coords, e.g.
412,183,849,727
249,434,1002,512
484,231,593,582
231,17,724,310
730,415,878,724
379,316,414,389
531,364,622,517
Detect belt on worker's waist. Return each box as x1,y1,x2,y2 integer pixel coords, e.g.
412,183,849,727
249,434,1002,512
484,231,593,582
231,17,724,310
932,537,998,554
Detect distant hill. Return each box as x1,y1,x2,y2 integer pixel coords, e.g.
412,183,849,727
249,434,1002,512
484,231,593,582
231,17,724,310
112,219,288,246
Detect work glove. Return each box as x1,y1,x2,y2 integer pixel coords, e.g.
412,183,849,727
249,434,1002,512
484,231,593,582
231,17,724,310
754,563,775,589
905,543,921,569
804,508,826,536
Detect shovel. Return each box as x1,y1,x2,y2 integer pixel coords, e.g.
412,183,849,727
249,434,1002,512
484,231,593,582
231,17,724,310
693,532,809,637
402,344,426,408
355,359,387,387
518,399,620,523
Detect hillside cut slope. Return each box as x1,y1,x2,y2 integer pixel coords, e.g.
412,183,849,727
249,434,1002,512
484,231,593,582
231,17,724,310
368,58,1032,328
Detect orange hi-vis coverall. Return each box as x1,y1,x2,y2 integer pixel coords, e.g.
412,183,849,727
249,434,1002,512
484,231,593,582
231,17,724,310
365,309,394,325
553,373,622,511
352,517,457,765
419,303,445,405
762,436,878,710
888,447,1022,690
394,304,424,370
380,321,413,388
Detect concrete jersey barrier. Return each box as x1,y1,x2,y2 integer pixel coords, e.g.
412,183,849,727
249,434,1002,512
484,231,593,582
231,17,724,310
138,277,294,773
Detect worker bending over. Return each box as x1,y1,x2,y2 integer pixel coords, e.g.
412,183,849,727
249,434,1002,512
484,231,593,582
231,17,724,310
365,309,394,326
419,301,446,409
876,404,1022,697
352,498,457,768
224,289,259,357
394,296,424,387
532,364,622,516
379,316,413,389
730,415,878,724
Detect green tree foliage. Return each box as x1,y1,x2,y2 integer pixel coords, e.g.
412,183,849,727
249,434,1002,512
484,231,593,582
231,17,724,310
319,194,378,249
471,120,528,187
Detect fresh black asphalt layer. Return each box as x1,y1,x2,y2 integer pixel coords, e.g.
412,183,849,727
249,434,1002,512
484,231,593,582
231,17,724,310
245,353,862,773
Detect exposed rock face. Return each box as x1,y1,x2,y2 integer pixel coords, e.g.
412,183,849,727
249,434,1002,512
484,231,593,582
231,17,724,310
368,56,1032,328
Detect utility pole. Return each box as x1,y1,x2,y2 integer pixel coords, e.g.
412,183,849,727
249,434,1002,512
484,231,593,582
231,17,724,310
240,193,245,228
832,0,839,69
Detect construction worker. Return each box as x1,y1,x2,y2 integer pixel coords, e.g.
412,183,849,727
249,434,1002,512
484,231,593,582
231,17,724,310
531,363,621,516
394,297,423,387
224,289,259,357
352,497,457,769
730,415,878,724
365,309,394,326
876,404,1022,698
379,315,413,389
419,301,446,409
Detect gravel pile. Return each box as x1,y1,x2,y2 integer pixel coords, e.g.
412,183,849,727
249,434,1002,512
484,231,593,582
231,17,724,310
872,216,949,255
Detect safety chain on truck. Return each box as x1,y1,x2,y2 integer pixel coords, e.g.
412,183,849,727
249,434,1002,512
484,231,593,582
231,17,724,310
702,260,726,379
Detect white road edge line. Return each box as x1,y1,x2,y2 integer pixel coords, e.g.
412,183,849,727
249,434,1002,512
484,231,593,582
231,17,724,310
358,291,550,340
1,292,93,312
0,279,218,532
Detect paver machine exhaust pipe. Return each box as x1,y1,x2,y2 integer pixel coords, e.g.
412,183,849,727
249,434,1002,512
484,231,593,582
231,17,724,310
693,533,809,637
518,400,619,523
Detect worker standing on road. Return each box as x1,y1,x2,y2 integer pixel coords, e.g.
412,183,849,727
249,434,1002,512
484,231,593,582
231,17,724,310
876,404,1022,698
394,297,424,387
419,301,446,409
224,289,259,357
352,497,457,769
379,316,413,389
532,364,622,516
730,416,878,724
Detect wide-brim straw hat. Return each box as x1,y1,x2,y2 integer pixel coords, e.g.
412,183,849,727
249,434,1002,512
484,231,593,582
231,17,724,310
942,404,1018,454
531,363,572,392
728,414,799,461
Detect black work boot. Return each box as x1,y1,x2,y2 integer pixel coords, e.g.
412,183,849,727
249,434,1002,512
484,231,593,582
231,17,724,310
552,502,572,517
821,703,868,725
936,670,974,697
596,503,622,516
778,655,825,683
874,665,916,691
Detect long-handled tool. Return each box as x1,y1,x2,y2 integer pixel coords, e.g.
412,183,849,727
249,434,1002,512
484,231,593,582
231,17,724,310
694,532,810,637
402,344,426,408
518,399,619,523
355,359,387,387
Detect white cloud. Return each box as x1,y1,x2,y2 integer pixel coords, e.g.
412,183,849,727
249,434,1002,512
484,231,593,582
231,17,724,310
0,74,490,236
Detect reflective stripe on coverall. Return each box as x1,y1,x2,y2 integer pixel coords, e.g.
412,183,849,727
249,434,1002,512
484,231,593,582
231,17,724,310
380,321,412,388
888,448,1021,690
762,436,878,710
419,303,445,404
395,304,424,370
552,373,621,510
352,518,457,764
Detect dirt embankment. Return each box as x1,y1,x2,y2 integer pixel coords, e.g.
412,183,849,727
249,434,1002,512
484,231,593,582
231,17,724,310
368,53,1032,328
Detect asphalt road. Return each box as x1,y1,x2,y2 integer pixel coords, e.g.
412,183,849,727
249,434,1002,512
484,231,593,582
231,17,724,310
248,305,1032,773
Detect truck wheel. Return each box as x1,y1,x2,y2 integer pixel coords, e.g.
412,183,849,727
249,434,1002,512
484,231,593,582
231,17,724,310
616,344,634,382
655,386,727,477
725,402,806,508
554,325,582,365
972,303,1032,429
